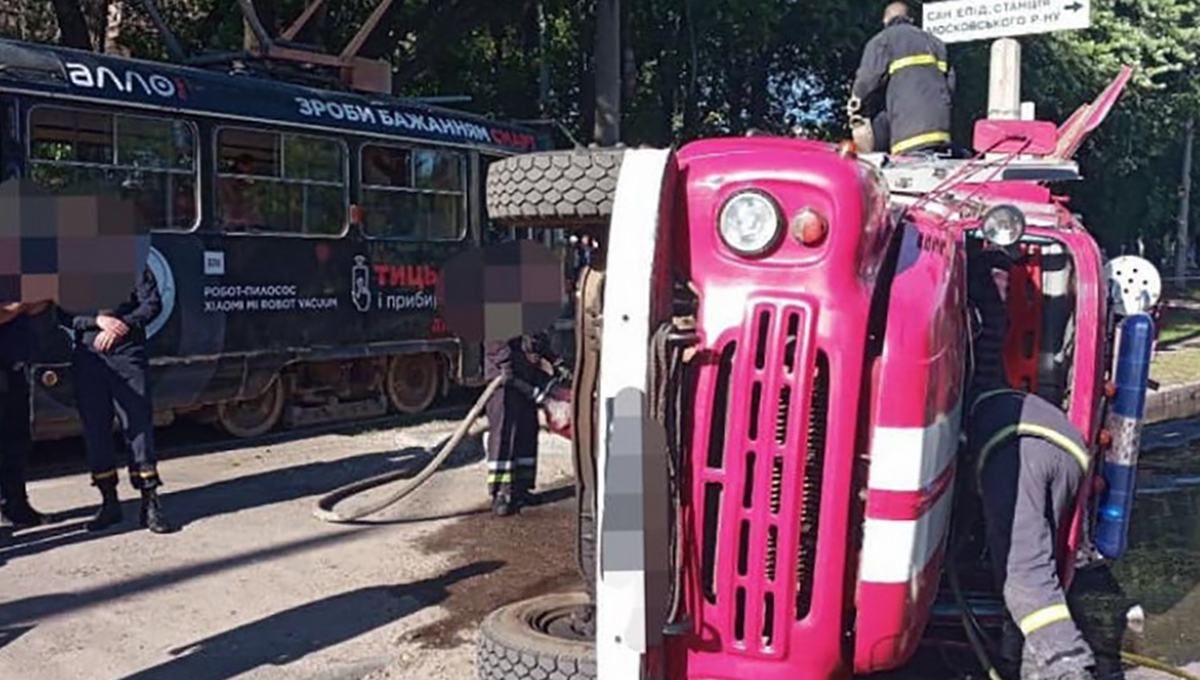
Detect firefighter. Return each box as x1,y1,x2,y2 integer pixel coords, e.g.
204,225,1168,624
965,250,1096,680
0,304,48,534
484,331,558,517
850,2,955,156
60,267,174,534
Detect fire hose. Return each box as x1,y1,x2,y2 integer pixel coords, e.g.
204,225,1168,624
312,367,571,524
947,536,1198,680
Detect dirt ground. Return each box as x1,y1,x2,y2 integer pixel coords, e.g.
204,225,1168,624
3,410,1199,680
0,411,579,680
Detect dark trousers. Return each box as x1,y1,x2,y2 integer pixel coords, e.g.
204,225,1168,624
969,391,1092,670
71,343,161,490
0,364,32,511
485,385,539,498
484,340,542,498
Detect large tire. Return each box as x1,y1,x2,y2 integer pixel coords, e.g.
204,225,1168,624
486,148,625,227
477,592,595,680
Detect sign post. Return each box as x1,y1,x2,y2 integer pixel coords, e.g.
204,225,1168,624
922,0,1092,121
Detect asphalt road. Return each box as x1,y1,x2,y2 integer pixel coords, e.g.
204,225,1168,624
1,411,578,680
3,412,1198,680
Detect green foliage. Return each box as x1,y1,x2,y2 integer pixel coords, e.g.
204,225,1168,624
2,0,1198,254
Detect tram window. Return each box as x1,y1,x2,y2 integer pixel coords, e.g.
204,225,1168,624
360,144,466,241
215,127,347,237
27,106,198,231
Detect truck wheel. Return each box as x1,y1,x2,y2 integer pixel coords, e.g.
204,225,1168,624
216,377,286,439
477,592,595,680
386,353,441,414
486,148,625,227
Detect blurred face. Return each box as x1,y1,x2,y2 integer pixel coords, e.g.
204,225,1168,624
0,177,149,312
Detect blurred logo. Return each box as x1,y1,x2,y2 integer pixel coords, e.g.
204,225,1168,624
351,255,371,313
145,246,175,339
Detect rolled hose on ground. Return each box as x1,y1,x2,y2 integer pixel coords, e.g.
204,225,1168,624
312,374,506,524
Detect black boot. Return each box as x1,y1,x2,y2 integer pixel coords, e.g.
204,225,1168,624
0,498,45,530
139,488,175,534
0,476,44,530
492,491,516,517
87,481,123,532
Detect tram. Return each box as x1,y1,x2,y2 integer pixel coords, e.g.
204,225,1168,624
0,37,558,440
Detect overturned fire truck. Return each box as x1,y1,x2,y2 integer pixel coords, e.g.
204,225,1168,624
474,65,1160,680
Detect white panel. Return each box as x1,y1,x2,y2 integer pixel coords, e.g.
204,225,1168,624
859,485,955,584
867,400,962,492
595,148,674,680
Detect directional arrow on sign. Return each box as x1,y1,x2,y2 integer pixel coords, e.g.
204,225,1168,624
923,0,1092,44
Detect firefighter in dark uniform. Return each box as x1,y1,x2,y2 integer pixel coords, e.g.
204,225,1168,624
0,304,49,535
965,249,1096,680
484,331,558,517
850,2,955,156
60,267,174,534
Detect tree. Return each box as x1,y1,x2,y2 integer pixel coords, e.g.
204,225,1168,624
50,0,92,49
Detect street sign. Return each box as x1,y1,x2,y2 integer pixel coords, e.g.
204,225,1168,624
922,0,1091,44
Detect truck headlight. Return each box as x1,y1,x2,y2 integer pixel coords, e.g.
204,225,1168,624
718,190,783,256
981,205,1026,246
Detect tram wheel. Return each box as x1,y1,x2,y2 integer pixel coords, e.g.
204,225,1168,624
385,353,442,414
216,377,286,439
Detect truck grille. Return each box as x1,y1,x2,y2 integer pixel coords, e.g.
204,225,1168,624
694,303,828,656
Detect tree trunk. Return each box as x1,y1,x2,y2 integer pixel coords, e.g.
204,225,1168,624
621,0,636,110
1177,117,1194,283
681,0,699,138
576,0,595,142
537,0,551,115
51,0,94,49
749,51,770,131
103,0,128,55
593,0,620,145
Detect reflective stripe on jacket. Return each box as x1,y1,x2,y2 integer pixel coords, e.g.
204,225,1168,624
852,17,955,154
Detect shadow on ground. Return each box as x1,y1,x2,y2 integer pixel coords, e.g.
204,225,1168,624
27,388,482,482
113,561,502,680
2,430,489,563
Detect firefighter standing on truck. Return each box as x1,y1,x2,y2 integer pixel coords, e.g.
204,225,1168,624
850,2,955,155
965,249,1096,680
59,267,175,534
484,331,558,517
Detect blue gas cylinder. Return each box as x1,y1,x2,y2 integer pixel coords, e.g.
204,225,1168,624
1094,312,1155,560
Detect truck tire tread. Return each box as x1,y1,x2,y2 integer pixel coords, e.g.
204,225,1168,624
486,148,624,227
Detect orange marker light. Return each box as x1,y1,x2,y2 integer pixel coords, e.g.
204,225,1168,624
791,208,828,246
837,140,858,158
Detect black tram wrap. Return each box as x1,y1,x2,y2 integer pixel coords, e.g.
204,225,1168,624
0,39,557,440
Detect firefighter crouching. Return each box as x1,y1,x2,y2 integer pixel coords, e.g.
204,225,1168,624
849,2,955,156
59,267,175,534
965,250,1096,680
484,331,560,517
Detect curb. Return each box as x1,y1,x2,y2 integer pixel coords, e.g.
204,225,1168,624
1145,380,1200,425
